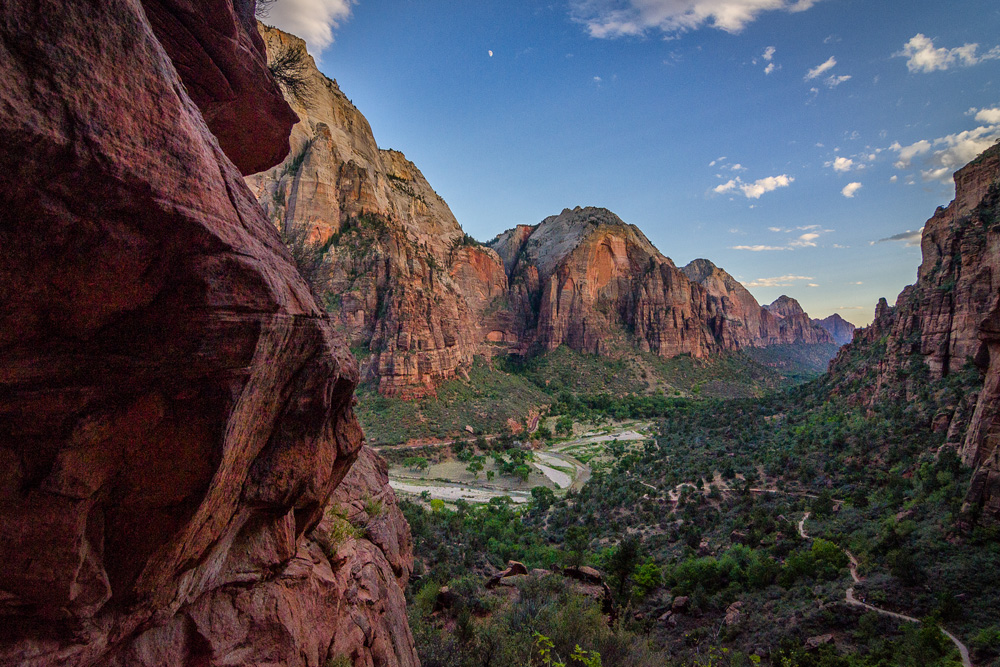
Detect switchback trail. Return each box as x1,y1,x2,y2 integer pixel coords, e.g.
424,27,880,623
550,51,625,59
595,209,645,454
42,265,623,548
798,512,972,667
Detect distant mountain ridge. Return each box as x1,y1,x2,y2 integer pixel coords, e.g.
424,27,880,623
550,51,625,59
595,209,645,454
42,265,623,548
812,313,856,345
249,26,839,398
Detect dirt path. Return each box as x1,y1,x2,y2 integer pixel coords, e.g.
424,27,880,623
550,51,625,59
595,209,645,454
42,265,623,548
798,512,972,667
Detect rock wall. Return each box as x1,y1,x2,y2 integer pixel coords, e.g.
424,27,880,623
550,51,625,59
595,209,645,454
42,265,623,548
246,25,507,398
492,208,720,358
0,1,415,664
812,314,857,345
490,208,833,359
829,142,1000,521
682,259,835,348
246,29,837,398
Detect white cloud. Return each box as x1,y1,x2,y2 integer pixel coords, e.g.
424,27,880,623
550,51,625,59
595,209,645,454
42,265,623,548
731,245,790,252
714,179,739,195
594,76,603,82
764,62,776,74
825,74,851,87
871,228,923,246
890,174,898,182
970,106,1000,124
896,34,1000,73
763,46,776,61
805,56,837,80
569,0,822,39
740,174,794,199
266,0,354,53
808,283,819,287
890,139,932,169
891,124,1000,183
828,156,854,172
790,232,819,247
841,182,863,198
743,274,814,287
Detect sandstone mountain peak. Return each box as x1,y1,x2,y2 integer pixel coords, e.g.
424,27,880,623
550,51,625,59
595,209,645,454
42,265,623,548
812,313,856,345
248,26,844,398
766,295,807,318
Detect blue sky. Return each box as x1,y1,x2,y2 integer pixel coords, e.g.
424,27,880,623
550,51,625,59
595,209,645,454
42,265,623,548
266,0,1000,325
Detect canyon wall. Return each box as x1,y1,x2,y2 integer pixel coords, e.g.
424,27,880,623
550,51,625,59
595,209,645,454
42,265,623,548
248,29,837,399
0,1,415,665
246,26,508,398
830,142,1000,521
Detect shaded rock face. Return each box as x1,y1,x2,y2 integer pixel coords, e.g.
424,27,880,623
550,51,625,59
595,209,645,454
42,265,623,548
247,26,508,397
829,142,1000,521
682,260,834,348
0,2,415,665
764,296,836,346
812,314,857,345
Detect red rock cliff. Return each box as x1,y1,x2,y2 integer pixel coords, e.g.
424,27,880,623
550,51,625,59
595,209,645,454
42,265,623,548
829,142,1000,521
246,26,508,398
681,259,834,348
0,1,416,664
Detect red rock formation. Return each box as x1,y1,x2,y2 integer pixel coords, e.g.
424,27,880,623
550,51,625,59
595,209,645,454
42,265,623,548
492,207,720,358
829,142,1000,521
812,314,857,345
764,296,836,346
246,25,508,397
0,1,415,665
682,259,834,348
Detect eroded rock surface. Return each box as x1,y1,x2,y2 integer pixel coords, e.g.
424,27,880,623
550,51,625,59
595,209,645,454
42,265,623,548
812,314,857,345
830,143,1000,521
0,1,415,664
246,26,508,398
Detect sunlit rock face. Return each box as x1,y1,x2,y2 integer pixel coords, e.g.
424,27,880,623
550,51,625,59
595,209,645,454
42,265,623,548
246,25,510,398
829,143,1000,522
0,1,416,664
491,207,832,359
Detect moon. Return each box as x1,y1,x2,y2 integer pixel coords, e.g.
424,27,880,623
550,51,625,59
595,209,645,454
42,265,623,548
488,50,493,57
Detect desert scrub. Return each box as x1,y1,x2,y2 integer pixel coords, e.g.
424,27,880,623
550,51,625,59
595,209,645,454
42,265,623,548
362,493,385,519
322,505,364,560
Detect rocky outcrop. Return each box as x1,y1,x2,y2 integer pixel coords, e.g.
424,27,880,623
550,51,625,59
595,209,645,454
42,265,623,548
764,296,836,346
812,314,857,345
491,207,719,358
246,25,507,397
829,142,1000,521
488,209,833,360
0,1,414,665
245,30,838,397
682,259,834,348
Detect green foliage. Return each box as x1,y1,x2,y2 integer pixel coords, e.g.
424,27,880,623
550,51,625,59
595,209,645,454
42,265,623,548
404,456,430,472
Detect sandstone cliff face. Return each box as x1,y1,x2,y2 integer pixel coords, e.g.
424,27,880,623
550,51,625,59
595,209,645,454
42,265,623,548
0,2,415,665
491,207,720,358
764,296,836,346
829,142,1000,521
246,26,508,397
681,260,835,348
813,314,857,345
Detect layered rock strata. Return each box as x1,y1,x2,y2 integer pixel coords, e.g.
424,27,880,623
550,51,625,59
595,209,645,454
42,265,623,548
830,143,1000,521
491,207,720,357
812,314,857,345
247,30,837,398
246,26,508,397
0,1,415,664
682,259,835,347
